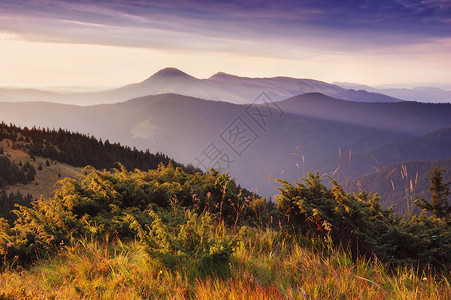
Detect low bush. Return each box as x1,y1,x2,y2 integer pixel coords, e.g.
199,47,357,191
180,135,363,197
128,209,241,277
0,163,266,266
276,172,451,271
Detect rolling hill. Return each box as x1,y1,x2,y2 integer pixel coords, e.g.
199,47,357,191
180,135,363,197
335,82,451,103
0,92,450,205
208,72,401,103
0,68,403,105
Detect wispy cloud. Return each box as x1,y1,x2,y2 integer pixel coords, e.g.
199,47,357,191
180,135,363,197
0,0,449,87
1,0,450,52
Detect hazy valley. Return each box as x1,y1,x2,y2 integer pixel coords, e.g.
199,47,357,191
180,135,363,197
1,68,450,210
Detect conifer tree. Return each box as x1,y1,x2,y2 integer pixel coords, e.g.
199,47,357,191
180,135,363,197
415,167,450,222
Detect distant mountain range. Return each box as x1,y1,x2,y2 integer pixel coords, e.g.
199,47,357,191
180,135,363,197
1,67,449,212
334,82,451,103
1,92,450,205
0,68,404,105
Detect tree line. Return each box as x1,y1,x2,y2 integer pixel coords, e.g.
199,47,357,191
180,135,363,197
0,122,197,173
0,122,200,224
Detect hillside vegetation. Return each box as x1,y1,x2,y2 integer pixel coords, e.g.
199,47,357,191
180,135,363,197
349,158,451,215
0,122,195,224
0,163,449,299
0,122,191,172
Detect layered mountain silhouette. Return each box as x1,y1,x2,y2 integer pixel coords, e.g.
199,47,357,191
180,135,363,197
208,72,401,103
0,92,450,203
335,82,451,103
0,68,403,105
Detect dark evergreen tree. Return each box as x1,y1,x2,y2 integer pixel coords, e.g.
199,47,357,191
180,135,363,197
0,122,196,173
415,167,451,222
0,190,34,224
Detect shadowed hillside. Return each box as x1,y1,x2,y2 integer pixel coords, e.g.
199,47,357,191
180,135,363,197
0,93,450,204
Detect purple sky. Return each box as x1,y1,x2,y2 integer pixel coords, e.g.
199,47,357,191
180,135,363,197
0,0,450,88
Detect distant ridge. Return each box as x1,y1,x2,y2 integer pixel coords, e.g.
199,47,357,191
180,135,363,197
0,67,404,105
334,81,451,103
278,93,451,134
1,92,450,201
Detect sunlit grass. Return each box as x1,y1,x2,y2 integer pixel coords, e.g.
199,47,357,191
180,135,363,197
1,227,449,299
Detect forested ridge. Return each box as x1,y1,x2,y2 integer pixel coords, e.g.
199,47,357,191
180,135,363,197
0,122,197,224
0,122,195,173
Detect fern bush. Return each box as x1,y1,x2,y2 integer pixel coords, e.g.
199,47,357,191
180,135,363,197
0,163,264,266
276,172,451,271
128,209,240,276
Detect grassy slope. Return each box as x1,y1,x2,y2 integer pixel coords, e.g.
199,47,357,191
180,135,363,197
0,132,449,298
1,139,81,199
0,228,449,299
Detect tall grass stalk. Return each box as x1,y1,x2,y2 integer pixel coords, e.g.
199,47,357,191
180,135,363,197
1,224,449,299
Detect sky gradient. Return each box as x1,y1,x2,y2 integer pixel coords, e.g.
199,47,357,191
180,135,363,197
0,0,450,89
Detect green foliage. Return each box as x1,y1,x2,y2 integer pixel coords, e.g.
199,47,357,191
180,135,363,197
0,152,448,280
415,167,451,222
0,156,35,187
0,122,190,173
128,209,240,276
0,163,265,266
393,215,450,268
276,172,451,271
0,162,449,297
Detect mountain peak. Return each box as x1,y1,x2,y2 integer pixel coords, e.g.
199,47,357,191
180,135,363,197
209,72,238,80
139,67,196,85
152,67,191,78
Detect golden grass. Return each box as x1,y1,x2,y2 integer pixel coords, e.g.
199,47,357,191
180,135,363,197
1,228,449,299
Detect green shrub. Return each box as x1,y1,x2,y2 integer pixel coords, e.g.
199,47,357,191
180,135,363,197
276,172,451,271
128,209,240,276
0,163,264,266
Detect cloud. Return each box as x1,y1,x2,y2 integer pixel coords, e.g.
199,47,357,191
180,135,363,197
1,0,450,52
0,0,449,88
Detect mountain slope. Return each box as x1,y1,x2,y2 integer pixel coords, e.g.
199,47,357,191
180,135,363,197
208,72,401,103
1,138,82,199
334,82,451,103
1,93,449,203
277,93,451,134
0,68,404,105
104,68,244,104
